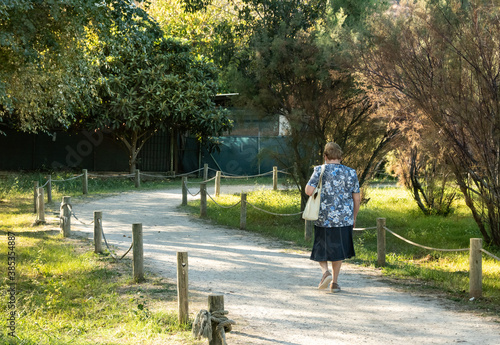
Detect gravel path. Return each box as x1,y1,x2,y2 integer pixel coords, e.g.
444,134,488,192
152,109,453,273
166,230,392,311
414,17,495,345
70,186,500,345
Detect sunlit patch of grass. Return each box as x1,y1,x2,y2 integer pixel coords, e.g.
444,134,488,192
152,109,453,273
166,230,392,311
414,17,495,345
0,232,198,344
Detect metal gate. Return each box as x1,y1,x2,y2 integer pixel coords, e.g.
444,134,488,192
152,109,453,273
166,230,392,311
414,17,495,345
137,131,171,172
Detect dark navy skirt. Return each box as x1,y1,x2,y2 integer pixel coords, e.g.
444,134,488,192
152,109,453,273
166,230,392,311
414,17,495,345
310,225,355,262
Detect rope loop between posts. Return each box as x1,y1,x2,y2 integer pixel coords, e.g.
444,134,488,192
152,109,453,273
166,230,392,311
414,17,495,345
481,248,500,261
183,181,201,197
245,200,302,216
221,171,274,179
193,309,235,345
51,174,85,182
384,226,469,252
353,226,377,231
98,218,133,260
206,192,241,209
88,173,135,178
71,210,94,226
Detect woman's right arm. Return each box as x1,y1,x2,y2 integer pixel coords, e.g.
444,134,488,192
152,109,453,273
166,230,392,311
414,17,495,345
305,184,315,196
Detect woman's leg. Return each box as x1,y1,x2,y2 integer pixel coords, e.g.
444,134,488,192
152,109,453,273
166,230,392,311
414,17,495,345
319,261,329,274
331,260,342,283
317,261,332,289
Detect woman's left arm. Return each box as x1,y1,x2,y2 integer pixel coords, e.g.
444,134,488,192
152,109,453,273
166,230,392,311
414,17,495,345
352,192,361,227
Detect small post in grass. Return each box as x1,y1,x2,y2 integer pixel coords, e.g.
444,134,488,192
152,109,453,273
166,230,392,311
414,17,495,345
200,183,207,218
177,252,189,324
135,169,141,188
182,176,188,206
132,223,144,282
46,175,52,203
94,211,103,254
304,220,313,242
33,181,39,213
377,217,386,267
36,187,45,224
273,166,278,191
82,169,88,195
469,238,483,298
60,196,71,237
240,193,247,230
208,295,224,345
203,163,208,181
215,171,221,197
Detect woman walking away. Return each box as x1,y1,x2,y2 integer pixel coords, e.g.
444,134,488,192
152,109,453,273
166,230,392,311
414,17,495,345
305,142,360,293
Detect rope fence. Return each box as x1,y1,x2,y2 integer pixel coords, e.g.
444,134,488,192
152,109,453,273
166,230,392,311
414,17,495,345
33,164,289,209
383,226,469,252
29,171,500,333
481,248,500,262
355,218,499,299
246,200,302,216
353,226,377,231
30,163,500,307
207,192,242,209
99,219,134,261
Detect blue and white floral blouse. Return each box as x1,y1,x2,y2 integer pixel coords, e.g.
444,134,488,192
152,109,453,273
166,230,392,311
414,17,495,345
306,164,360,228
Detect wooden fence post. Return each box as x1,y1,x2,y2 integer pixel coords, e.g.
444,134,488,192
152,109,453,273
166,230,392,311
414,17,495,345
208,295,224,345
273,166,278,191
240,193,247,230
33,181,39,213
46,175,52,204
200,183,207,218
82,169,88,195
36,187,45,224
469,238,483,298
135,169,141,188
94,211,103,254
215,171,221,197
132,223,145,282
304,220,313,242
60,196,71,237
377,218,386,267
181,176,188,206
204,163,209,181
177,252,189,324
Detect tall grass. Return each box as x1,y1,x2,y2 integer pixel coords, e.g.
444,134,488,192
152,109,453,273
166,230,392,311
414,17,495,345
185,185,500,314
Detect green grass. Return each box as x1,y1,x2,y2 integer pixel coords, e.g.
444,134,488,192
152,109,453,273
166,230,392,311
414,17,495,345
185,185,500,315
0,173,203,345
0,231,197,344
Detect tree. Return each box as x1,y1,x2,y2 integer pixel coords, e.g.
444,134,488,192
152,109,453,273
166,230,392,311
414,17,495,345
357,0,500,246
222,0,395,204
143,0,241,77
386,113,457,216
0,0,166,134
0,0,147,133
85,17,232,172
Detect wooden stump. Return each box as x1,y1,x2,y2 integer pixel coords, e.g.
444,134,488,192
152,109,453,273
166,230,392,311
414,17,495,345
132,223,144,282
469,238,482,298
60,196,71,237
208,295,224,345
240,193,247,230
94,211,103,254
377,218,386,267
177,252,189,324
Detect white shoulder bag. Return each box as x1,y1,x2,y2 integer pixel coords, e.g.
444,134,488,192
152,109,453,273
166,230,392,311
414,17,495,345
302,164,326,221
